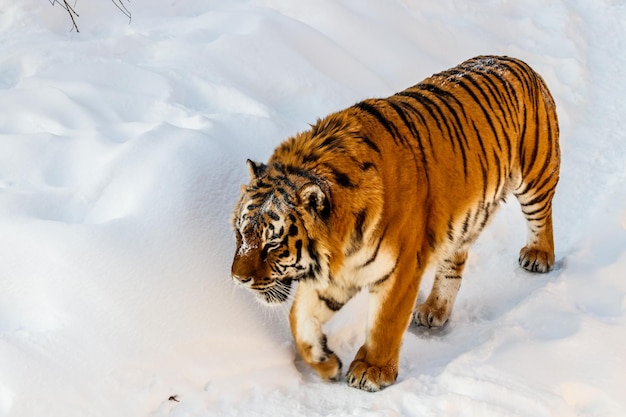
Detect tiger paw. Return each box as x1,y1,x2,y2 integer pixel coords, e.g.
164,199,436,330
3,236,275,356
519,246,554,273
309,351,342,382
414,302,450,328
346,359,397,392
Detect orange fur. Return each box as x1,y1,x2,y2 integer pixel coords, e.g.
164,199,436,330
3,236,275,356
231,56,559,391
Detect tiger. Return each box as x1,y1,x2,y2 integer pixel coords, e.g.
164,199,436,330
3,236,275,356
230,55,559,392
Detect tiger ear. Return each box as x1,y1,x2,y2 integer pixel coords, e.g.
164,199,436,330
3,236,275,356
298,183,330,220
246,159,266,180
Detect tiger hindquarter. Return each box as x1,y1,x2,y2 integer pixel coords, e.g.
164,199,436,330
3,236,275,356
231,56,559,392
410,56,561,329
344,56,559,390
340,56,559,390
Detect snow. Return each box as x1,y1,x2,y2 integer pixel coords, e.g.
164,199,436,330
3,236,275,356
1,0,625,416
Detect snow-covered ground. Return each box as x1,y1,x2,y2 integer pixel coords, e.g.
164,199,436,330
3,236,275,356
1,1,625,416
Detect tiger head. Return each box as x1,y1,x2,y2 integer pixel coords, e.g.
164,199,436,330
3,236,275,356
231,159,330,304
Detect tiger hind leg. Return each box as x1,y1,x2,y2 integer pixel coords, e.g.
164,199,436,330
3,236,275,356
516,185,557,273
414,250,467,328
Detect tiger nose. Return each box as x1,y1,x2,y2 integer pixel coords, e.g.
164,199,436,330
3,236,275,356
232,274,253,284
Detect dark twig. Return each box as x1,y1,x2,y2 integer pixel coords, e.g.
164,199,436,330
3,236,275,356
111,0,132,23
50,0,132,32
50,0,80,32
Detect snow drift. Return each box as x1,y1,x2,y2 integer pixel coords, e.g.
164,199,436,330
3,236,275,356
0,0,624,416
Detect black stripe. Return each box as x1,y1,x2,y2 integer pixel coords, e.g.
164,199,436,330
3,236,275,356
426,228,437,250
492,148,503,201
362,223,389,267
361,161,375,171
397,89,470,177
372,257,399,287
329,167,356,188
395,91,448,145
525,127,556,193
518,102,529,176
498,58,534,100
260,244,272,261
284,165,320,183
413,85,470,179
387,99,430,183
522,203,551,219
307,239,320,272
354,135,381,154
525,103,542,177
266,211,280,221
461,211,471,235
320,334,333,356
523,170,558,201
523,208,552,223
393,98,437,163
446,217,455,242
318,293,344,312
472,121,490,202
319,135,348,153
465,66,514,130
278,173,299,192
480,209,492,230
273,187,293,205
520,187,553,209
301,153,319,165
354,101,404,145
353,210,366,244
448,75,504,155
463,72,511,155
321,163,356,188
294,239,303,263
478,67,518,132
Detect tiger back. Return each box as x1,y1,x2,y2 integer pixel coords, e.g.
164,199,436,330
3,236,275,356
231,55,559,391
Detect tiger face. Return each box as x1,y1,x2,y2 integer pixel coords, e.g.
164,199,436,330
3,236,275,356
231,160,326,304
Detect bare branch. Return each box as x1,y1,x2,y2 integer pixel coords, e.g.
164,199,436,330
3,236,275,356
50,0,80,32
50,0,132,32
112,0,132,23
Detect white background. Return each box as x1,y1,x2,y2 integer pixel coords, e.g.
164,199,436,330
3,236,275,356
0,1,624,416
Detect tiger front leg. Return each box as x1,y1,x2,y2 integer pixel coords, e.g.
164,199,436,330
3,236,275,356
347,256,421,391
289,284,345,381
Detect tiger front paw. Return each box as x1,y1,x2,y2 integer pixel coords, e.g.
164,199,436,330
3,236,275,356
309,351,343,382
346,359,398,392
519,246,554,273
414,302,451,328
